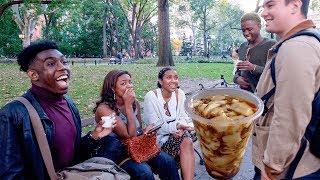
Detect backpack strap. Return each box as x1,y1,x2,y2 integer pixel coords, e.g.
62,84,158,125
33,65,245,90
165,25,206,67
286,90,320,178
259,29,320,179
261,58,276,116
287,90,320,179
261,29,320,116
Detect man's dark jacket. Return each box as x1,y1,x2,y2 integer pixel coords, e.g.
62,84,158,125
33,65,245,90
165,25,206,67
0,90,94,180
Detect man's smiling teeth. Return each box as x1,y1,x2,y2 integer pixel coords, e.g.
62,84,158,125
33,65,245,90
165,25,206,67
57,75,68,81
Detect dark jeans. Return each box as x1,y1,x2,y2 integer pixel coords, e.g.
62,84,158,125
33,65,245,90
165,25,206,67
298,170,320,179
96,135,180,180
121,151,180,180
95,135,128,164
254,166,320,180
253,166,261,180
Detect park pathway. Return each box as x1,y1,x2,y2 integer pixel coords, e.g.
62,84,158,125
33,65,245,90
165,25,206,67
179,77,254,180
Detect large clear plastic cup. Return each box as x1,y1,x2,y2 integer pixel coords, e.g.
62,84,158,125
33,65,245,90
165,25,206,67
185,88,264,179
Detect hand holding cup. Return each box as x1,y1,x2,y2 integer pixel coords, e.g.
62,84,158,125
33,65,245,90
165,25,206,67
236,60,255,71
91,113,116,140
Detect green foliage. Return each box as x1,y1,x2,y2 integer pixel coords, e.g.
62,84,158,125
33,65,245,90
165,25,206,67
189,0,215,23
0,8,22,57
0,62,233,118
0,0,246,59
172,0,244,56
115,0,157,58
179,41,192,56
310,0,320,11
212,1,244,53
47,0,131,57
141,22,157,53
45,0,106,57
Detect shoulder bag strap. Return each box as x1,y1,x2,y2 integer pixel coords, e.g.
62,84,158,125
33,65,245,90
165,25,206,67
15,97,58,180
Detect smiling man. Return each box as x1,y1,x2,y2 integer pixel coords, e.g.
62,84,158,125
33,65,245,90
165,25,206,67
0,41,114,179
253,0,320,179
233,13,276,92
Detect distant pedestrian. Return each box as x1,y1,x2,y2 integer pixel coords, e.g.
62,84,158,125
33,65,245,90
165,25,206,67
116,51,123,64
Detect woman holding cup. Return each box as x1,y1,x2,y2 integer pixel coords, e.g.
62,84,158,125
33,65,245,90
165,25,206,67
143,67,195,180
93,69,180,180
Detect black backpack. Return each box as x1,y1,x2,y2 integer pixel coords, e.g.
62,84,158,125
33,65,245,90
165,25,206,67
261,29,320,178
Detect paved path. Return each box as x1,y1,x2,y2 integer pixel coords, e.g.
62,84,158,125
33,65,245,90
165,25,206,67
193,139,254,180
180,78,254,179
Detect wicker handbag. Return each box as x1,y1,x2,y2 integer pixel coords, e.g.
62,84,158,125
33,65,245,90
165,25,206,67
123,133,160,163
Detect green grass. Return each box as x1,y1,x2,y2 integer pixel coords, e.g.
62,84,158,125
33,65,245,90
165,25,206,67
0,62,233,119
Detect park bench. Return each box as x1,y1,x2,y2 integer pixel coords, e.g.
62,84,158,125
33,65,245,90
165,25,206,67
121,58,136,64
108,57,122,64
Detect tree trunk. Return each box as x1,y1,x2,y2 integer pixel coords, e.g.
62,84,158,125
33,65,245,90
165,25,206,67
191,25,196,56
132,32,138,59
131,3,139,59
136,27,144,58
203,31,207,57
103,14,108,58
157,0,173,67
43,14,50,39
12,5,37,48
43,8,54,40
202,6,208,57
0,0,52,18
254,0,261,13
22,25,32,47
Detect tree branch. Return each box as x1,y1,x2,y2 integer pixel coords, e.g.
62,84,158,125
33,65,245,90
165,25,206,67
143,5,157,21
254,0,261,12
137,0,150,20
0,0,52,17
11,4,24,31
160,0,168,9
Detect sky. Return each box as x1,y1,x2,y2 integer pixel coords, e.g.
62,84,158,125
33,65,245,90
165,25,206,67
228,0,259,13
229,0,318,15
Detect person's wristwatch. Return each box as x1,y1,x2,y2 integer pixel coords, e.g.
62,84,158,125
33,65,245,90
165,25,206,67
250,65,257,73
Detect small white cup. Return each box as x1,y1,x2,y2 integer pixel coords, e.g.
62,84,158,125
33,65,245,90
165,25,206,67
101,114,115,128
187,122,194,128
179,121,190,127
